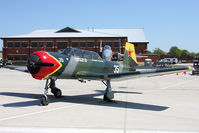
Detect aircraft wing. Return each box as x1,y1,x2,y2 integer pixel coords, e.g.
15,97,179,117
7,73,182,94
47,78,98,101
76,66,189,80
3,65,29,73
107,66,189,79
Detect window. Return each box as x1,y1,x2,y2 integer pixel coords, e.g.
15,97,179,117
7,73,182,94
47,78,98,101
80,42,86,48
106,42,112,47
7,42,13,47
57,42,68,49
72,42,78,47
15,55,20,60
39,42,45,47
22,42,28,47
8,55,14,60
47,42,53,47
114,42,120,47
14,42,20,47
74,49,83,58
91,52,101,60
98,41,105,47
88,42,94,48
63,48,74,56
32,42,38,47
22,55,28,60
83,51,92,59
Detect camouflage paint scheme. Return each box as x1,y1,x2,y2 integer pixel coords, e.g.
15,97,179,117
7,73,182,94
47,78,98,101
27,42,137,80
27,42,188,81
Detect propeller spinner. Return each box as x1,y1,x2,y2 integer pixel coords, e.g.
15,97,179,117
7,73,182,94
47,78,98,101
27,51,62,80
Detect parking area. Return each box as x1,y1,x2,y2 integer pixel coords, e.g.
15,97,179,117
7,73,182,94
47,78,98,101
0,68,199,132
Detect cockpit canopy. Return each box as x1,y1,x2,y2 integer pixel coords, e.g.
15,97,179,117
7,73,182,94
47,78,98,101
62,48,102,60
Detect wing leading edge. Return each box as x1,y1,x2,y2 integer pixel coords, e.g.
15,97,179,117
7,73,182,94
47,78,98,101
3,65,189,80
3,65,29,73
75,66,189,80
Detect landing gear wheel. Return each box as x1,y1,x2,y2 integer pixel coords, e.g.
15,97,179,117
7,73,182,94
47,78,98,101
192,71,195,75
103,93,112,102
41,96,49,106
51,87,62,98
54,89,62,98
102,80,114,102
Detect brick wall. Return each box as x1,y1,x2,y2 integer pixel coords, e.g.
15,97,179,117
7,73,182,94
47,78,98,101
132,43,148,54
137,54,159,62
2,37,127,61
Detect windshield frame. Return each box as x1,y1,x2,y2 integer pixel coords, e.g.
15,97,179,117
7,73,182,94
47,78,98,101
62,48,102,60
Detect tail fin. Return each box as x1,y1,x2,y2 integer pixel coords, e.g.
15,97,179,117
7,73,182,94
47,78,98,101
123,42,138,70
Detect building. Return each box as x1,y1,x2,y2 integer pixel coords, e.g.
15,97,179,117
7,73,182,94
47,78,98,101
1,27,149,62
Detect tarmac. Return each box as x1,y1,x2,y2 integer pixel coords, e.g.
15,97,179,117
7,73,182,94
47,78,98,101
0,67,199,133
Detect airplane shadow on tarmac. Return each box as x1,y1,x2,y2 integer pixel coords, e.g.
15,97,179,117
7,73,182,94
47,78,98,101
0,90,169,111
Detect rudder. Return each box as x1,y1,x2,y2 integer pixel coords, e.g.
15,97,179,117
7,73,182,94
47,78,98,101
123,42,138,71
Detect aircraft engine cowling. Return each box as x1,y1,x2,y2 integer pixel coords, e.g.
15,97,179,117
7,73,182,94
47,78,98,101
27,51,62,80
102,45,112,61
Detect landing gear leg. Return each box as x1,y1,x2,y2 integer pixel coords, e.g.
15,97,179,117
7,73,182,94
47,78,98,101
102,80,114,102
50,79,62,98
41,79,50,106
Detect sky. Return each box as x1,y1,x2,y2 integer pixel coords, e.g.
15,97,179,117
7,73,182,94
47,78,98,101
0,0,198,52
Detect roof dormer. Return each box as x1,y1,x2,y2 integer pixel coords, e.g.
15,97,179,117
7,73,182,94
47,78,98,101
56,27,80,33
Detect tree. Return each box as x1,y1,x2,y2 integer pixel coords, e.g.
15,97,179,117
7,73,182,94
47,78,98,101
167,46,181,57
153,48,166,56
195,52,199,57
180,49,190,57
146,50,152,54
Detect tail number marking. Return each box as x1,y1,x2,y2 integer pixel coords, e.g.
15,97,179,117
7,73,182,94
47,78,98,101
113,65,120,73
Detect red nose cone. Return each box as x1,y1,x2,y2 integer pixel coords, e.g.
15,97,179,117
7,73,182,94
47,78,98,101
30,51,62,80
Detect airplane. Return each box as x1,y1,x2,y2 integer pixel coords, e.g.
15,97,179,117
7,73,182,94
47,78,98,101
3,42,189,106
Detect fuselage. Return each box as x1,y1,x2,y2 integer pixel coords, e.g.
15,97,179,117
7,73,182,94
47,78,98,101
56,54,122,79
27,48,132,80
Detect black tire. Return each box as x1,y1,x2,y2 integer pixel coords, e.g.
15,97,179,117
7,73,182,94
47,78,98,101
41,96,49,106
103,93,112,102
51,87,62,98
51,87,57,94
192,71,195,75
